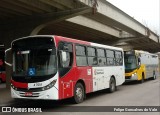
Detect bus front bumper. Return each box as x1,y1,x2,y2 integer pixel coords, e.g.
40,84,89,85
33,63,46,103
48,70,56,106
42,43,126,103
125,73,138,81
11,86,59,100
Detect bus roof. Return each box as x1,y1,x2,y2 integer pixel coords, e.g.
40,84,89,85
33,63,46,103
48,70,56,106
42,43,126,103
11,35,123,51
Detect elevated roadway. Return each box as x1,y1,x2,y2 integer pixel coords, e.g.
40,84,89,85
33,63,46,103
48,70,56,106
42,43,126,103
0,0,159,52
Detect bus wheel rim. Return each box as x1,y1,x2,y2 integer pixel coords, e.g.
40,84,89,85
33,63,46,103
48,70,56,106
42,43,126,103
76,87,83,101
154,74,156,79
111,80,115,91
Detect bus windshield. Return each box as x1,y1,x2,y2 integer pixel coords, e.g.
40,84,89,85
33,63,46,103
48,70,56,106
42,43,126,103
124,55,137,70
12,37,57,78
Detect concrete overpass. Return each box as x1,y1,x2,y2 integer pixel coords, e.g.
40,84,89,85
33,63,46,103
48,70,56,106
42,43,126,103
0,0,159,87
0,0,159,52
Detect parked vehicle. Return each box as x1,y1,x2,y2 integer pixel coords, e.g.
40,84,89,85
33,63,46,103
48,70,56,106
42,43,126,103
124,50,159,83
6,35,125,103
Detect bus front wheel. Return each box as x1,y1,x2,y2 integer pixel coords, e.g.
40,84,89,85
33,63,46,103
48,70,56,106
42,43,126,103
73,83,85,104
140,73,145,83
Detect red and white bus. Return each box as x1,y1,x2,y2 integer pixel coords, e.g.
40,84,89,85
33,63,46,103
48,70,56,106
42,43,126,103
6,35,125,103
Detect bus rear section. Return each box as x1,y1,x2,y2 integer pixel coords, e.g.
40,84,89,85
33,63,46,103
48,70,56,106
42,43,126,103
9,35,125,103
0,46,6,83
124,50,159,82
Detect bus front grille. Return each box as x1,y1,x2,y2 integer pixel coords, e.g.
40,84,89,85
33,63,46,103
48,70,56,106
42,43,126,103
125,76,131,79
19,92,40,97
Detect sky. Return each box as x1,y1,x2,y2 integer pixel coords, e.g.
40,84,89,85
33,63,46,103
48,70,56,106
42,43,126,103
107,0,160,35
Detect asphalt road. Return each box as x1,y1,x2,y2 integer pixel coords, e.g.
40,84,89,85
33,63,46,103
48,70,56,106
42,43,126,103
0,78,160,115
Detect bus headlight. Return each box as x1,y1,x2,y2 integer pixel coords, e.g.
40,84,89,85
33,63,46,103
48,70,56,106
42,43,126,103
11,83,17,91
131,73,136,77
41,79,57,91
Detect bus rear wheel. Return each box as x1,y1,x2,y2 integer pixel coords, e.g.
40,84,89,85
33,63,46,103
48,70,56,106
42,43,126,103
109,77,116,93
73,83,85,104
152,72,156,80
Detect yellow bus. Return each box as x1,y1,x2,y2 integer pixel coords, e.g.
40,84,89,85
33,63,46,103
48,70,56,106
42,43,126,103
124,50,159,83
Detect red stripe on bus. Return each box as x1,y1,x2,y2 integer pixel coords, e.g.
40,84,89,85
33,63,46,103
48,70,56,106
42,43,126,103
11,80,28,88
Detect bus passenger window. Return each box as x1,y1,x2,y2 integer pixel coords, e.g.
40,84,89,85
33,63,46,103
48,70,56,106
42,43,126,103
87,47,97,66
93,57,98,65
76,45,87,66
106,50,115,66
97,48,106,66
115,51,123,66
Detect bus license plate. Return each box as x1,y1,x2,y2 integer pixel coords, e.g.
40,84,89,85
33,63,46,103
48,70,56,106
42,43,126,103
25,92,33,96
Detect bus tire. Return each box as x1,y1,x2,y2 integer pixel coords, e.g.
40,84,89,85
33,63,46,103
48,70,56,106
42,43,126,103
152,72,156,80
140,73,144,83
73,83,85,104
109,77,116,93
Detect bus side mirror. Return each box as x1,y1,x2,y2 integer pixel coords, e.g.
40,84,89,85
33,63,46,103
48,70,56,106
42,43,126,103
62,51,67,62
138,58,141,66
60,51,67,63
5,48,12,67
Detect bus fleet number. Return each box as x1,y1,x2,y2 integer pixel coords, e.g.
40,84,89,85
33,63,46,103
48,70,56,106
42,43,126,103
33,83,42,87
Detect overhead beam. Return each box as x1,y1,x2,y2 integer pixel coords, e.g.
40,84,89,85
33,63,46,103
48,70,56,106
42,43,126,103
16,0,55,12
0,0,33,15
116,42,160,49
39,0,69,10
136,48,160,53
50,0,82,9
3,0,45,13
41,20,117,41
0,7,25,16
111,37,145,46
30,7,92,35
66,15,121,38
0,12,14,18
118,45,134,51
0,7,92,31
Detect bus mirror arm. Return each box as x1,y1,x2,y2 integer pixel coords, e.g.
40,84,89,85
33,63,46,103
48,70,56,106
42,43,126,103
5,48,12,67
